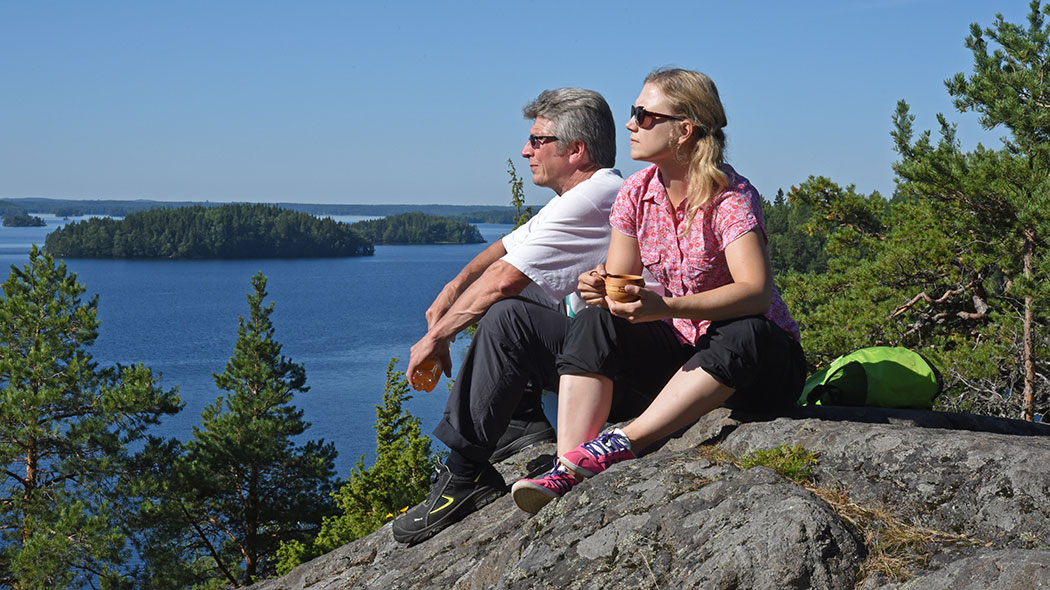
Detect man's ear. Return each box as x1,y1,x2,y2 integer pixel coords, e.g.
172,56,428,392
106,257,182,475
567,139,588,165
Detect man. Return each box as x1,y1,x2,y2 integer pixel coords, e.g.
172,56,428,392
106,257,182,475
392,88,622,544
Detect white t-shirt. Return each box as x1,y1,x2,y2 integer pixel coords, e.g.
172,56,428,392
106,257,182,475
501,168,623,315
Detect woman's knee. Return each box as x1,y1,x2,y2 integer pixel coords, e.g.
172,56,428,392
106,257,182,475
572,305,612,326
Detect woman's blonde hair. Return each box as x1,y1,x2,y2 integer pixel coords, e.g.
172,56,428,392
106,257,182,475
644,68,728,229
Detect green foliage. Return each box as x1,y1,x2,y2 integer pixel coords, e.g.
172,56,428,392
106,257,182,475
888,1,1050,420
776,178,897,368
43,203,374,259
1,215,44,227
507,159,533,229
740,445,819,484
136,273,338,588
778,2,1050,421
0,246,181,589
764,188,828,276
777,173,1036,416
277,359,439,573
349,212,484,244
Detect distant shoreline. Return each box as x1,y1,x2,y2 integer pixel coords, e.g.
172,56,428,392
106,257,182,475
2,197,543,220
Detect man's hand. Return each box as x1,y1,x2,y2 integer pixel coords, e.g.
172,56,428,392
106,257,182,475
408,333,454,386
578,263,609,308
606,284,670,324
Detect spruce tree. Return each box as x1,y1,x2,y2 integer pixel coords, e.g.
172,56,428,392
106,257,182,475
0,246,180,588
276,359,439,574
154,272,338,587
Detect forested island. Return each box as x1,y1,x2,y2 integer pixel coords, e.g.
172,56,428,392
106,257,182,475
44,204,375,258
2,214,46,227
349,212,484,244
41,204,488,258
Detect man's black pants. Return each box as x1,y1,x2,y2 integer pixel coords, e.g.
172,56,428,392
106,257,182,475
432,298,671,463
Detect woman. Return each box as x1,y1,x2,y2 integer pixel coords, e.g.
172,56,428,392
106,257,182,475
511,68,806,514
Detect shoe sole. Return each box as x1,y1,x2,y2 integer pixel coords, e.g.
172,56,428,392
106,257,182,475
510,480,560,515
392,486,505,545
491,427,556,463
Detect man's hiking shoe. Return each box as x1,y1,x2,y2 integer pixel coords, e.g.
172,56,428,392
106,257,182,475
392,463,506,544
491,417,556,462
511,459,581,515
560,428,635,477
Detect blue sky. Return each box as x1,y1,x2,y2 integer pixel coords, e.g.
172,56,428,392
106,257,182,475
0,0,1032,206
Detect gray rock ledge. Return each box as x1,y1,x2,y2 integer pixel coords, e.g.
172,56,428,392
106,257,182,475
249,406,1050,590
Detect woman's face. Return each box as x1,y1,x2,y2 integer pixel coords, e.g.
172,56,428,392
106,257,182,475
626,83,687,166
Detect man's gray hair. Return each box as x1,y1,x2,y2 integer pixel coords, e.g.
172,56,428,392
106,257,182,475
523,88,616,169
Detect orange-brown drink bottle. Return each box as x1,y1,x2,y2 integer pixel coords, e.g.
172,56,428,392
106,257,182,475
411,359,442,392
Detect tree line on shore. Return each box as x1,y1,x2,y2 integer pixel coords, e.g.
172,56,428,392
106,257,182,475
2,197,526,224
349,211,484,245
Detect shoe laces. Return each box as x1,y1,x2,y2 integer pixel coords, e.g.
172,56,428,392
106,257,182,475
546,459,582,482
583,430,631,458
542,460,578,493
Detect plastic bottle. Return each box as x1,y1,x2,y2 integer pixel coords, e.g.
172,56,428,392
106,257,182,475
411,359,442,392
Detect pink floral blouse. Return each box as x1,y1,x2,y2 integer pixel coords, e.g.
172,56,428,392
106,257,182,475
609,164,800,346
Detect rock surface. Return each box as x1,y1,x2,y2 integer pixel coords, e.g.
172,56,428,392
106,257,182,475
248,407,1050,590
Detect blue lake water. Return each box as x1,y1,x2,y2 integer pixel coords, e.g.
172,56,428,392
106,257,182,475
0,215,512,475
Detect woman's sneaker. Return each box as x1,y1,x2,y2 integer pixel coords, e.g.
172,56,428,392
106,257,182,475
511,459,580,515
559,428,635,478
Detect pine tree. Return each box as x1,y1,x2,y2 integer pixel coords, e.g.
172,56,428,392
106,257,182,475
892,1,1050,420
147,272,338,587
276,359,439,574
0,246,180,588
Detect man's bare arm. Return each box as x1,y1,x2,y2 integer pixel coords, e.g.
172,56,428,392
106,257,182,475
425,240,509,329
409,259,532,379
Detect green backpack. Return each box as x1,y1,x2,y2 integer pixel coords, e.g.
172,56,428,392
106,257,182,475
799,346,942,409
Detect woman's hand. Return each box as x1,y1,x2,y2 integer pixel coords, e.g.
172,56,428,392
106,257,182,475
606,284,671,323
578,264,609,309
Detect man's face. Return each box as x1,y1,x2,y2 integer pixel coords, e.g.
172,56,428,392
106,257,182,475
521,117,574,195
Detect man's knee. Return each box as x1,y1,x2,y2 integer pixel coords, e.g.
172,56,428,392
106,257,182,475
476,298,532,337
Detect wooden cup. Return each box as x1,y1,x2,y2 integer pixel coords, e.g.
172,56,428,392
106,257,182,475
604,274,645,303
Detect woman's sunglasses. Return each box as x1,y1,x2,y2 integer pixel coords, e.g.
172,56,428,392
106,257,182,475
630,105,683,128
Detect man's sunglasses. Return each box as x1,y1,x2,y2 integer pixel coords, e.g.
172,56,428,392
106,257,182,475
630,105,683,127
528,135,559,148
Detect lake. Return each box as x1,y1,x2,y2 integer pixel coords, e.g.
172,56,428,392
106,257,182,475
0,215,514,475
